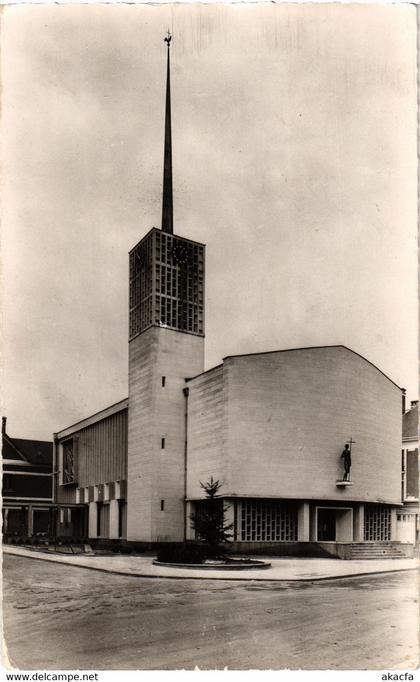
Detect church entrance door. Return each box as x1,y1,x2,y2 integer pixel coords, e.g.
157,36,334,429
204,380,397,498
317,508,336,541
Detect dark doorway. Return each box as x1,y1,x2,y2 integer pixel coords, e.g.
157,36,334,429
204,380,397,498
3,508,26,536
33,509,50,536
71,507,88,538
318,508,336,541
96,502,110,538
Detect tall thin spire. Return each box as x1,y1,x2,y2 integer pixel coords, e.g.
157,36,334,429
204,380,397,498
161,30,173,234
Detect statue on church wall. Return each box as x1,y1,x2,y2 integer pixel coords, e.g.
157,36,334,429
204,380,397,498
341,441,354,481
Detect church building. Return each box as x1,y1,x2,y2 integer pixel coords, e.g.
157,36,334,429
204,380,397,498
53,36,412,559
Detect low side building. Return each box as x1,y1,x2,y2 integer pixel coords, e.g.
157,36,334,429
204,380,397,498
2,417,53,537
55,399,128,541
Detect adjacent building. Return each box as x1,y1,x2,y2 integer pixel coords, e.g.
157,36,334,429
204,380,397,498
2,417,53,537
397,398,419,544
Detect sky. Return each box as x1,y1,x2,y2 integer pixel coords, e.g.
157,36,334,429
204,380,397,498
1,3,418,440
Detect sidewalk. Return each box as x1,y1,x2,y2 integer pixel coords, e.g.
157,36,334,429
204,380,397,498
4,545,418,581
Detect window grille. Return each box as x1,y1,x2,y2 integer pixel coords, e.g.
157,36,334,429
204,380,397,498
364,505,391,541
240,501,297,542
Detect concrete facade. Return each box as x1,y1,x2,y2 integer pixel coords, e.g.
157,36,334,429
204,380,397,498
127,325,204,542
186,346,401,505
181,346,405,552
184,365,224,499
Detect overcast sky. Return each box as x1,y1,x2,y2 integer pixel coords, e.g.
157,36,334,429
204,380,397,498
2,3,417,440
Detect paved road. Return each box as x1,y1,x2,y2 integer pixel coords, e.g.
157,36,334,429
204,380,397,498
3,555,418,670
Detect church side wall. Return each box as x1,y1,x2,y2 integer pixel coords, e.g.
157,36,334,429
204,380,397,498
186,365,226,500
223,347,401,504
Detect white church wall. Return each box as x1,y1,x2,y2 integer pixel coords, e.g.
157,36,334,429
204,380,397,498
186,364,226,500
223,346,401,504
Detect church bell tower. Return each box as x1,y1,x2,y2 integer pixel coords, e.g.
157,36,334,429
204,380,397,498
127,33,205,542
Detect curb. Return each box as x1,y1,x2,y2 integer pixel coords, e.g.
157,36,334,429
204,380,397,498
3,547,418,583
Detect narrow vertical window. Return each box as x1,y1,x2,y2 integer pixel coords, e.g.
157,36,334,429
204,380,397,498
97,502,102,537
160,500,165,511
161,437,165,449
118,499,124,538
162,376,166,387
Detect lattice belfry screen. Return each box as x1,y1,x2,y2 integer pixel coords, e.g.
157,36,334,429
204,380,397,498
129,234,154,339
129,229,205,340
240,501,297,542
155,232,204,335
364,505,391,541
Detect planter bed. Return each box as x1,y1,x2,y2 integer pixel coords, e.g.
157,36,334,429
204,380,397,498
153,558,271,570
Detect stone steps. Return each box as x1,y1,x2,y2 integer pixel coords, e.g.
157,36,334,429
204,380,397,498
352,552,407,559
347,542,414,560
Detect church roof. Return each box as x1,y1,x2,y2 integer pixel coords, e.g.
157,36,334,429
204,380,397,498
2,433,52,466
223,345,401,389
56,398,128,440
187,344,401,390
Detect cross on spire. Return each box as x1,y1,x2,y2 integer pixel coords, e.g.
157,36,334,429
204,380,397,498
161,31,173,234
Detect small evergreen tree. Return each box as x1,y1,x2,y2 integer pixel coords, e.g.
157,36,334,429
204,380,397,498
190,477,234,557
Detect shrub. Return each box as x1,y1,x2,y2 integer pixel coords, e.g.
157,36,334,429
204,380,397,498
156,543,206,564
120,545,133,555
190,477,233,558
132,545,145,554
